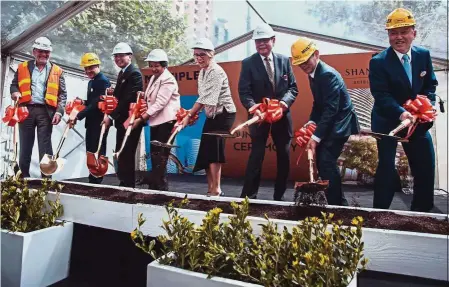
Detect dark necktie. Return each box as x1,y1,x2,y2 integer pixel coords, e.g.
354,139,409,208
264,57,275,91
117,70,124,84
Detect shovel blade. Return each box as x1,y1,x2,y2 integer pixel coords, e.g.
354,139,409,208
40,154,66,175
112,152,119,174
53,158,67,174
40,154,57,175
88,154,109,178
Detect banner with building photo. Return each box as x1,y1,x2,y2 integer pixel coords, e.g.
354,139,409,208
140,52,374,181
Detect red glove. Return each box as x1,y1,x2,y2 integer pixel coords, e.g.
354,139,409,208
98,95,118,114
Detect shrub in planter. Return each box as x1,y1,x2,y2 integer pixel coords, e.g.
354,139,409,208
1,177,64,232
341,139,410,187
1,176,73,287
131,198,368,287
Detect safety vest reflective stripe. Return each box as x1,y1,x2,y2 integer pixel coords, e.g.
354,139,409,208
17,61,62,108
44,65,62,107
17,62,32,104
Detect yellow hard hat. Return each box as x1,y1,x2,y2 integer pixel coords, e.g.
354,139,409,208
80,53,101,67
385,8,416,30
291,37,318,66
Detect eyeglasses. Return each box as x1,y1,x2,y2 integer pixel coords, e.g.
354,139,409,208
35,49,50,54
255,38,272,44
193,53,207,58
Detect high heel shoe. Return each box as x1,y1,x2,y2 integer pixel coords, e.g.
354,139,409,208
210,190,224,197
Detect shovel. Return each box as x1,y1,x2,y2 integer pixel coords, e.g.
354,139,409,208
9,121,21,179
39,104,85,176
3,99,29,178
112,92,144,173
86,123,109,178
294,149,329,206
150,125,182,149
360,129,409,142
230,113,265,135
40,124,70,176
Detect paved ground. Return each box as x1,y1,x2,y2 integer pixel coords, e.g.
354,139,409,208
68,173,449,214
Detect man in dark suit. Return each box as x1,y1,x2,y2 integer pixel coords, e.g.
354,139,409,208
102,42,143,188
69,53,111,184
239,23,298,201
10,37,67,178
369,8,438,212
291,37,360,206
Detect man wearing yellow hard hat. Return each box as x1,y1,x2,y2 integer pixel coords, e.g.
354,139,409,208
369,8,438,212
70,52,111,184
291,37,360,206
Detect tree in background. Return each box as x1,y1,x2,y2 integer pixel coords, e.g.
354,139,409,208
341,138,411,188
308,0,447,59
52,0,191,74
1,0,191,74
1,1,63,45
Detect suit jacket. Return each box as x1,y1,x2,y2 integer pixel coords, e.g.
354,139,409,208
110,63,143,127
369,46,438,135
10,60,67,117
144,68,180,127
77,72,111,128
238,52,298,111
309,61,360,140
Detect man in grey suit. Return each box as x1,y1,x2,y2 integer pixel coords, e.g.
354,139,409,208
239,24,298,201
10,37,67,178
291,37,360,206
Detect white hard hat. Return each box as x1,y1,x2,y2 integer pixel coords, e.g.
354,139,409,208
112,42,133,55
252,23,275,40
191,38,214,51
32,37,53,51
144,49,168,62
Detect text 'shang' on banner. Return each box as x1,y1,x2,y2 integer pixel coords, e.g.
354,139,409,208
141,52,373,181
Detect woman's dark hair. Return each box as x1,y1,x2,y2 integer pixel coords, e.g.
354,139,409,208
160,61,168,67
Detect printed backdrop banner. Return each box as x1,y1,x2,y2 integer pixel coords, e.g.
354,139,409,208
141,52,373,181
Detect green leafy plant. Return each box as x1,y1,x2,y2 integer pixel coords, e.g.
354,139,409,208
1,177,64,233
397,154,412,189
341,139,378,184
341,139,411,187
131,198,368,287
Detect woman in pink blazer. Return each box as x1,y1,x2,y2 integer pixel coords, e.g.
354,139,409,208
133,49,180,190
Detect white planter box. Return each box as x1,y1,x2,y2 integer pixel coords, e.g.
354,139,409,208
28,179,448,281
1,222,74,287
147,257,357,287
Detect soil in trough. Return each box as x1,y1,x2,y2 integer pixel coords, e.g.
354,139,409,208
27,180,449,236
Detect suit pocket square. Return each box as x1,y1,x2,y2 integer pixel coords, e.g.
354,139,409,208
420,71,427,77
